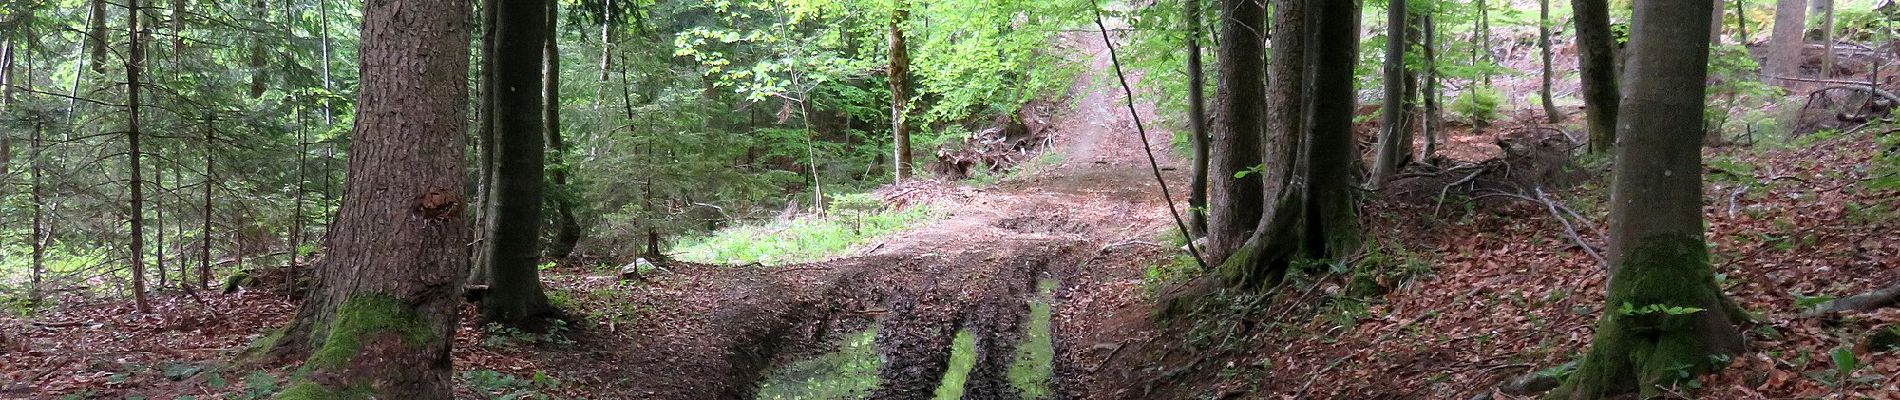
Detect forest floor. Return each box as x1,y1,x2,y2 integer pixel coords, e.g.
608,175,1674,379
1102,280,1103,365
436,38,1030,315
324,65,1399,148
5,23,1900,400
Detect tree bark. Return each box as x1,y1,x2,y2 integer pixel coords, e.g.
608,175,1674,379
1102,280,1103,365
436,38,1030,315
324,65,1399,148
1540,0,1564,123
1818,1,1835,77
1421,12,1439,162
266,0,473,396
89,0,108,74
478,0,556,328
1300,0,1362,261
1205,0,1268,264
1768,0,1808,81
470,0,499,285
1573,0,1620,154
1186,0,1210,238
544,0,582,261
1560,2,1745,398
201,118,213,291
1217,0,1308,289
1372,0,1408,188
248,0,266,98
889,2,914,183
128,0,151,313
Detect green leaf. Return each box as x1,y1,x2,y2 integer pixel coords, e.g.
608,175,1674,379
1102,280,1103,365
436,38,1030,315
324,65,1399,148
1832,346,1858,378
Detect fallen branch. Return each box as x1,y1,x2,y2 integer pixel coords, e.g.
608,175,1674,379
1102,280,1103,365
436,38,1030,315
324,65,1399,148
1801,280,1900,317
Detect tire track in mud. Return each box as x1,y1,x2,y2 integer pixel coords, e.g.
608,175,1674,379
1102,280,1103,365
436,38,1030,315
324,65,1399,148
618,29,1178,399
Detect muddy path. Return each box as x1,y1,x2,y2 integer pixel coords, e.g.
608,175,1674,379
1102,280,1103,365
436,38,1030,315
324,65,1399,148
606,29,1180,399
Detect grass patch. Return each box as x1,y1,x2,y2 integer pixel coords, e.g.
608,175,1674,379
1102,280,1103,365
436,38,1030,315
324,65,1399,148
673,203,937,265
933,330,979,399
755,328,882,400
1008,279,1057,399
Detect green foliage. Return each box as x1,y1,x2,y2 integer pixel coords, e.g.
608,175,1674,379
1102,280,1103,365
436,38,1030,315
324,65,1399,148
460,370,562,400
672,203,936,264
1450,86,1501,124
1615,302,1706,316
1705,45,1782,141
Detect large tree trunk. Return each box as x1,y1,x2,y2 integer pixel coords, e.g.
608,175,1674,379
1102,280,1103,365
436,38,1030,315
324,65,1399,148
479,0,556,328
1573,0,1620,154
266,0,473,396
1371,0,1408,188
1186,0,1210,238
1300,0,1362,261
1218,0,1308,289
544,0,582,260
1768,0,1808,81
1205,0,1268,264
889,2,913,183
127,0,150,314
1540,0,1564,123
1560,2,1745,398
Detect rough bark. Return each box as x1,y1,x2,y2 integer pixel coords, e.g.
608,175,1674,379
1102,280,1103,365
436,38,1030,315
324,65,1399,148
266,0,472,396
1768,0,1808,81
1205,0,1268,264
128,0,150,314
1218,0,1309,289
1540,0,1564,123
1371,0,1408,188
479,0,556,328
889,2,913,183
1573,0,1620,154
1301,0,1362,260
1560,2,1745,398
544,0,582,260
1186,0,1210,238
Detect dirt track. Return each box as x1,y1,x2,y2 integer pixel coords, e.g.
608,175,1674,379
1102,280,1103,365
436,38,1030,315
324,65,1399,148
601,28,1185,399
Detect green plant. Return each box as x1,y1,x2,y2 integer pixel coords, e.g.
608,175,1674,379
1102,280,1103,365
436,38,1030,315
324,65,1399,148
460,370,559,400
673,202,937,265
1451,86,1502,125
756,328,882,400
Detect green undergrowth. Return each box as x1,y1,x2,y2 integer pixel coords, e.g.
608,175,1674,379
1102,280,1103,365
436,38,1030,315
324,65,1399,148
932,330,979,399
1007,279,1058,399
673,202,937,265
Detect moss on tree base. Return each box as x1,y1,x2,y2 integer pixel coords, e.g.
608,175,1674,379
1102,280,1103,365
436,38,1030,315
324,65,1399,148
1556,235,1744,399
273,293,442,399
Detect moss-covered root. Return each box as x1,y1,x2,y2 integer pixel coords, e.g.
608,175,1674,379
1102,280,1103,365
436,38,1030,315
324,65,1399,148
274,294,449,400
1556,236,1745,399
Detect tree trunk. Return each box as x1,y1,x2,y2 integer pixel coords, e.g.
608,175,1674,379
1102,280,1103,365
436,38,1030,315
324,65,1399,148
1559,2,1745,398
1710,1,1724,45
201,118,213,291
470,0,499,285
1734,0,1749,42
266,0,472,396
90,0,108,74
1768,0,1807,81
1422,12,1439,162
1205,0,1268,264
889,2,913,183
1300,0,1362,261
31,119,45,304
478,0,556,328
1573,0,1620,154
1217,0,1307,289
1371,0,1408,188
1540,0,1564,123
544,0,582,261
248,0,266,98
1819,1,1835,77
1186,0,1210,238
127,0,151,313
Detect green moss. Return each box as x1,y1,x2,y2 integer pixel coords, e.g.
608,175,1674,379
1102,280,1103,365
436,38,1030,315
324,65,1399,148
932,330,978,399
303,294,437,370
1558,234,1742,399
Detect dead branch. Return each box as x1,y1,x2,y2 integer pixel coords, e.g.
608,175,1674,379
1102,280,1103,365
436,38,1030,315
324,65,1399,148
1800,280,1900,317
1535,187,1610,271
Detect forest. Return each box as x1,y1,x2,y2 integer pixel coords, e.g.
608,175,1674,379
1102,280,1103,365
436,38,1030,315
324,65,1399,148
0,0,1897,398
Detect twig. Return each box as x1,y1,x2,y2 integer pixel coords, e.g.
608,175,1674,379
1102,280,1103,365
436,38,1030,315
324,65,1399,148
1098,240,1161,253
1432,168,1488,218
1093,3,1208,271
1727,183,1752,219
1536,187,1609,271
